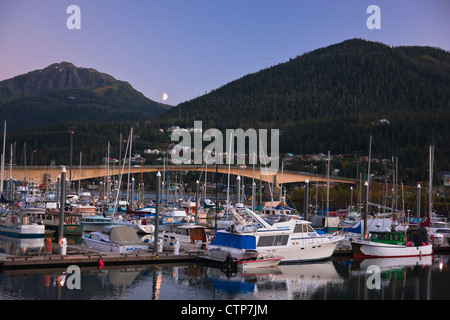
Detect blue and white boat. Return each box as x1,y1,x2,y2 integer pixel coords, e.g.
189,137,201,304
206,207,343,263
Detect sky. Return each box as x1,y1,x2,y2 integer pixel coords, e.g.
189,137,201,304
0,0,449,106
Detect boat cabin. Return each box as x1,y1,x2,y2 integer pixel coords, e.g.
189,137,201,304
367,231,405,246
175,225,208,243
368,227,430,247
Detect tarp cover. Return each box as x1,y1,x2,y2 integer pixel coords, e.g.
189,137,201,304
210,232,256,250
109,226,143,245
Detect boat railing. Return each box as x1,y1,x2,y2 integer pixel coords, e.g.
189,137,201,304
291,233,334,246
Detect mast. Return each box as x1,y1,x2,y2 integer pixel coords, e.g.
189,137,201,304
428,145,434,219
364,135,372,238
326,150,330,220
126,127,133,204
78,151,82,195
107,141,110,200
1,121,6,195
252,152,255,211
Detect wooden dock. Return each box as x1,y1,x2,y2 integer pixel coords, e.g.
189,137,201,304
0,246,202,271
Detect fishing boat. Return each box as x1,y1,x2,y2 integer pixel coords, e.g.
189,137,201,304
205,207,343,263
0,209,45,238
38,209,83,236
82,225,149,253
350,227,433,259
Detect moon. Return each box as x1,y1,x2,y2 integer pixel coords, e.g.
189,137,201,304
162,93,168,101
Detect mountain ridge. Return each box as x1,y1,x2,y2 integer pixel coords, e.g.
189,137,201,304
0,62,171,130
150,38,450,176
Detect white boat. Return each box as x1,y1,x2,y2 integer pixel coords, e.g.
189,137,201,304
427,217,450,246
0,209,45,238
113,216,155,234
236,251,283,270
82,225,149,253
206,207,344,263
158,209,194,232
160,225,209,251
350,227,433,259
259,200,298,223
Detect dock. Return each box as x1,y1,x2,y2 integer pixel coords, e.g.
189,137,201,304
0,245,202,271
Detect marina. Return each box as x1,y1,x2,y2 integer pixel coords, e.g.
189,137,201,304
0,249,449,301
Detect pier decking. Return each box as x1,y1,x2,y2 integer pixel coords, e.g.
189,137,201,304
0,246,201,271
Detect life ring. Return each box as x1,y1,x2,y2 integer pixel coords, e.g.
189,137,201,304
11,216,15,223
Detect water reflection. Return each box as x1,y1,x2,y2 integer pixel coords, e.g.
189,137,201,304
0,231,449,300
0,235,45,256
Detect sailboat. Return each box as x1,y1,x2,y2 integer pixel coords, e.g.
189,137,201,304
350,138,433,259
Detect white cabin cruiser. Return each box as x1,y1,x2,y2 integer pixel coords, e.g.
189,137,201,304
82,225,149,253
207,207,343,263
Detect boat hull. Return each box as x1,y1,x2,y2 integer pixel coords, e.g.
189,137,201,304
351,240,433,259
0,224,45,238
237,257,283,270
208,236,343,263
269,236,343,263
82,237,148,253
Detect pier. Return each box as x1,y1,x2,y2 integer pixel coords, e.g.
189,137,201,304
0,245,202,271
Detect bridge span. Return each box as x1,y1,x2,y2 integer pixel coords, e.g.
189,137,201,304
9,165,355,187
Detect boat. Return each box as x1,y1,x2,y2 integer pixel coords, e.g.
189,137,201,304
82,225,149,253
82,215,115,232
160,224,209,251
236,251,283,270
38,209,83,236
158,209,194,232
259,199,298,223
205,207,344,263
427,216,450,246
350,227,433,259
113,214,155,234
0,209,45,238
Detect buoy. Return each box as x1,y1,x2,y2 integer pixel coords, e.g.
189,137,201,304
98,259,104,269
45,238,52,253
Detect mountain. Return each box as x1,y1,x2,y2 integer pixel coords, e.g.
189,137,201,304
153,39,450,175
0,62,171,130
3,39,450,182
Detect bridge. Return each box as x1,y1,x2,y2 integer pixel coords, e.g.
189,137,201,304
8,164,355,188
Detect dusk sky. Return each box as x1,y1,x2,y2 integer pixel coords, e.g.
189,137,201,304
1,0,449,105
